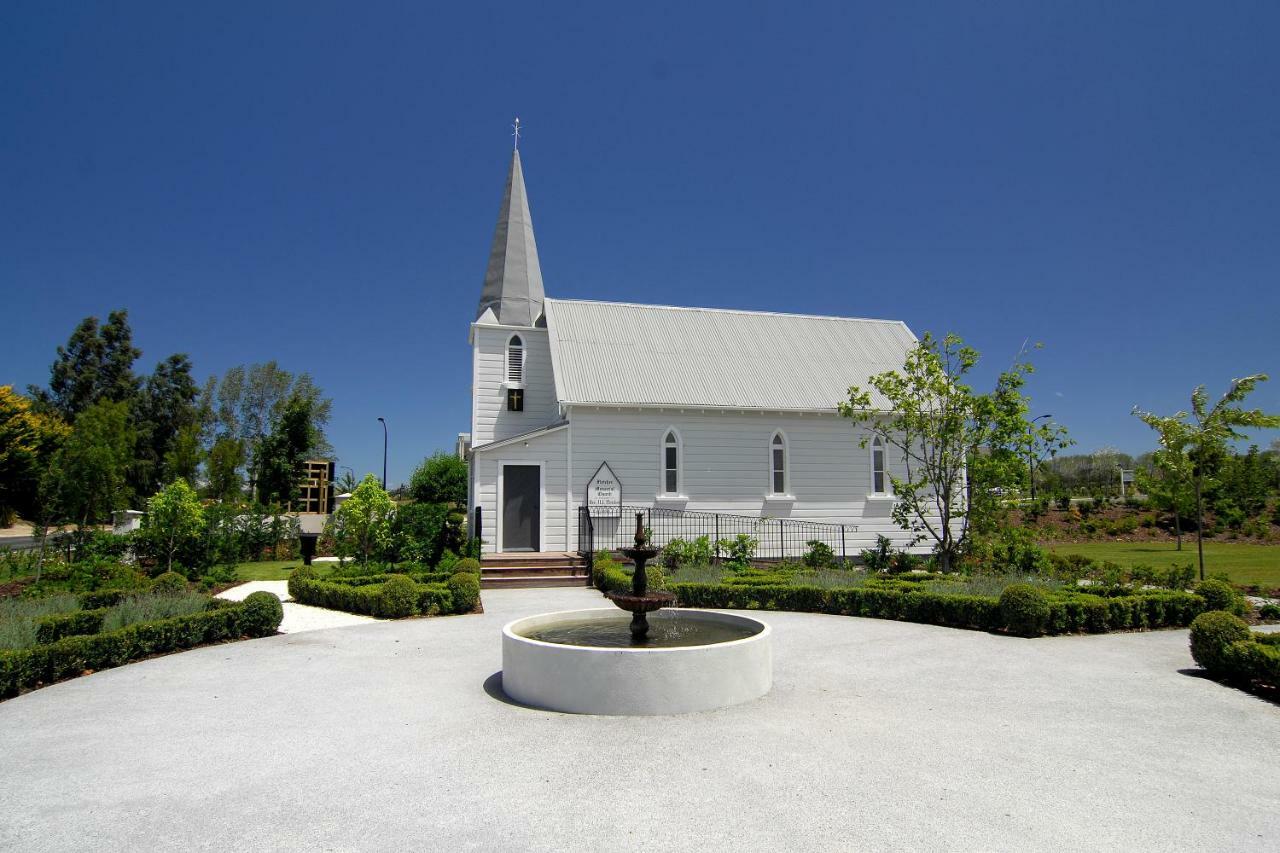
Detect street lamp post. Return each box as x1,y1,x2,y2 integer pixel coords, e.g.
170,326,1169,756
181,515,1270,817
377,417,388,491
1028,414,1053,501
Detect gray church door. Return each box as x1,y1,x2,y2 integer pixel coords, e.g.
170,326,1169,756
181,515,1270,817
502,465,540,552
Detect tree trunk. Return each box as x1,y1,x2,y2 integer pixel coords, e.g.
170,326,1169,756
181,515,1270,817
1173,509,1182,551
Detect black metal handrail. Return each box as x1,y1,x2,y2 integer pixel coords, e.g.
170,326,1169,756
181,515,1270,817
577,505,858,564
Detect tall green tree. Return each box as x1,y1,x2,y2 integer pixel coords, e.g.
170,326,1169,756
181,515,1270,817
133,353,199,496
206,437,246,503
141,479,205,573
0,386,70,525
253,392,319,506
408,452,468,505
46,400,135,529
30,310,141,419
839,333,1069,571
1135,374,1280,579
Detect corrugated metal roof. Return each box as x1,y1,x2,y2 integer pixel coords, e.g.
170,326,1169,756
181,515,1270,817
544,299,916,411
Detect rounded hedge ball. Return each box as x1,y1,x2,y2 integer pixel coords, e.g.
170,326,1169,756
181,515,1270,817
152,571,189,595
242,591,284,637
1189,610,1251,675
999,583,1051,637
1194,578,1245,617
377,575,419,619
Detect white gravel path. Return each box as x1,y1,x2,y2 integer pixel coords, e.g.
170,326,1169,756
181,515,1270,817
216,580,380,633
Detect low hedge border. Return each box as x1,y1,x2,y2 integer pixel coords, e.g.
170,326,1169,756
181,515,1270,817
287,567,481,620
0,597,283,699
595,554,1203,637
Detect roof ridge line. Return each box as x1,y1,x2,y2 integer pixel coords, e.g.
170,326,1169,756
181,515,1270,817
544,297,906,326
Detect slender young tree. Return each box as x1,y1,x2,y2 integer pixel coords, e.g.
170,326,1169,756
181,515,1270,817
142,479,206,573
839,333,1069,571
1132,412,1195,550
1135,374,1280,579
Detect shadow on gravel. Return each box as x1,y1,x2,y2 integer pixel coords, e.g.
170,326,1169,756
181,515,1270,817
1178,668,1280,707
483,670,546,711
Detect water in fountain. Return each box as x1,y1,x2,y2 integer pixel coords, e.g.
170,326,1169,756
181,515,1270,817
524,611,760,648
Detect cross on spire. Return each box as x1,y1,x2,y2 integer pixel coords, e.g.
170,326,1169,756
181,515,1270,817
512,117,521,151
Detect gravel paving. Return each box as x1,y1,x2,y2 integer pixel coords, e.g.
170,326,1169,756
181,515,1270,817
1,586,1277,852
216,580,380,634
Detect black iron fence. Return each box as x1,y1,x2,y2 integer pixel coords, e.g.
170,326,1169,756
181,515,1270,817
577,505,859,565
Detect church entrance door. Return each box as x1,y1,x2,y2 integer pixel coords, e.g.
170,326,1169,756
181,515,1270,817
501,464,541,552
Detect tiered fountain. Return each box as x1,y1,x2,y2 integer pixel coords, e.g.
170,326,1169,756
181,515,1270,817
501,512,773,715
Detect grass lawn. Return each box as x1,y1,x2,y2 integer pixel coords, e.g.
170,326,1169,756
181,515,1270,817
1044,541,1280,587
233,560,304,581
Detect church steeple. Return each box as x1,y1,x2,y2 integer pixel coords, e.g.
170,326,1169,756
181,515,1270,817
477,140,545,327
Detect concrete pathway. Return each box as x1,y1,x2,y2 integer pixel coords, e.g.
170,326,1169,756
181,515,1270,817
216,580,379,633
1,586,1278,852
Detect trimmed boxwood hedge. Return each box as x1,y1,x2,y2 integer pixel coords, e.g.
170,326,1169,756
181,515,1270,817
287,565,482,619
661,582,1203,637
0,597,283,699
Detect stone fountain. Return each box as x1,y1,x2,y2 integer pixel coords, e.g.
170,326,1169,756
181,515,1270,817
605,512,676,643
500,514,773,715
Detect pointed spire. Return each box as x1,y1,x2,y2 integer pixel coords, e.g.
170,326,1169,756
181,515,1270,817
476,146,545,326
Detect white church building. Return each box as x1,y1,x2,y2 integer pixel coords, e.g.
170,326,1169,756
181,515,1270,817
464,148,919,559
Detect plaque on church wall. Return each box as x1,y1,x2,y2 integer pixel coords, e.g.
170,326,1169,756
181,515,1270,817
586,462,622,516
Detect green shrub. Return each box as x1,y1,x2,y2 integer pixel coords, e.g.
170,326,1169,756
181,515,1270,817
662,536,713,570
1222,639,1280,688
999,584,1051,637
860,535,894,572
1259,603,1280,621
377,575,419,618
240,591,284,637
1189,611,1252,675
287,564,318,600
715,534,757,569
454,557,481,574
152,571,189,595
446,572,481,612
802,540,837,569
1194,578,1245,617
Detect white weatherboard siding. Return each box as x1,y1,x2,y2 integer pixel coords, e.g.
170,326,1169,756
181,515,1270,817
471,325,558,446
566,407,927,555
472,427,567,553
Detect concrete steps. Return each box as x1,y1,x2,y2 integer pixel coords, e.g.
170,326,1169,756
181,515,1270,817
481,553,591,589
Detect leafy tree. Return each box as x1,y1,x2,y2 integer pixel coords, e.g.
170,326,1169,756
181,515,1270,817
46,400,135,530
1135,375,1280,579
408,452,468,505
1132,412,1195,550
839,333,1069,572
164,422,203,487
29,310,141,419
334,468,359,495
132,353,199,496
206,362,333,494
0,386,70,525
333,475,395,565
206,437,245,503
253,392,321,506
141,479,206,573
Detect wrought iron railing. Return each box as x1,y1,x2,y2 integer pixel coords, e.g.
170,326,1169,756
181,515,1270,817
577,505,858,566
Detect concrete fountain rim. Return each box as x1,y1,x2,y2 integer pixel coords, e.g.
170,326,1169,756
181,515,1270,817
502,607,771,653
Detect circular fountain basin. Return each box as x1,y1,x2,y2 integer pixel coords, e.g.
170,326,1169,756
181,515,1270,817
501,608,772,716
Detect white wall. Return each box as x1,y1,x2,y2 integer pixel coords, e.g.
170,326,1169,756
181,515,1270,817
567,407,930,555
472,427,568,553
471,325,559,446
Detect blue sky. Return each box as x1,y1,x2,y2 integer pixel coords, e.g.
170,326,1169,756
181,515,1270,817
3,1,1278,485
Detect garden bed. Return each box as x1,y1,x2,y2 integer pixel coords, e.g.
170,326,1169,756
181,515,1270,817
287,560,482,619
0,583,283,699
591,555,1213,638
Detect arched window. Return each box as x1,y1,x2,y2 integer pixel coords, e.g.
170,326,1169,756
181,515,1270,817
661,430,680,495
871,437,889,495
769,432,788,495
506,335,524,385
